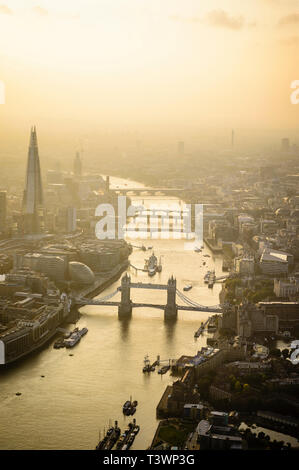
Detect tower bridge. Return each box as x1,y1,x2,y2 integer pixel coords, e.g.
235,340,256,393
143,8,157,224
73,273,222,320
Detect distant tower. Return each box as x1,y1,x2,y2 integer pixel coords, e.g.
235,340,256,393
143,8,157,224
178,141,184,157
281,138,290,153
0,191,7,233
74,152,82,177
105,175,110,193
66,207,77,233
231,129,234,149
22,126,45,234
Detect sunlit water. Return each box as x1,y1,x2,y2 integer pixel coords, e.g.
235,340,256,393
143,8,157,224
0,178,224,450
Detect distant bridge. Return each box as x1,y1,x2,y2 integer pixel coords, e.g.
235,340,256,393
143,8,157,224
73,274,222,320
114,187,183,196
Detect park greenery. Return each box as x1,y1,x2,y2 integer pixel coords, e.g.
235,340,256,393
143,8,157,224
224,277,276,304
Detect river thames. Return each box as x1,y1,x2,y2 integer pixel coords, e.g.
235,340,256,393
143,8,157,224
0,177,224,450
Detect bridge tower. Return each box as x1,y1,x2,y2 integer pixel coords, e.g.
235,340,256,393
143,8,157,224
118,273,132,318
164,275,177,320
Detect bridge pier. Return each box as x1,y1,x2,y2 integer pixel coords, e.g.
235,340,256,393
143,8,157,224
118,273,132,318
164,276,177,320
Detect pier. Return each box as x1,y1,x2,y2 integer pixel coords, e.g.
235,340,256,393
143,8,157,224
194,318,210,338
128,263,147,274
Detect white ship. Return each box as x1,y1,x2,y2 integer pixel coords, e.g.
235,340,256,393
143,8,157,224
145,253,161,276
183,284,192,291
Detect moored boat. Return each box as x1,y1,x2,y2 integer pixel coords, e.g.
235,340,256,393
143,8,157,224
183,284,192,291
158,365,170,375
143,354,155,372
96,421,121,450
118,419,139,450
123,397,138,415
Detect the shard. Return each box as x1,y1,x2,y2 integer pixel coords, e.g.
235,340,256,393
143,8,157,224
22,126,45,234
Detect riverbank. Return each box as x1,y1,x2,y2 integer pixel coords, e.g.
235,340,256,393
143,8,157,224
204,237,223,254
72,260,130,300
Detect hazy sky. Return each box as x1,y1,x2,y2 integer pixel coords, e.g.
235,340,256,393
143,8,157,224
1,0,299,145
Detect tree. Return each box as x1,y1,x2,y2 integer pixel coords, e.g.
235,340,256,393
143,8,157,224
270,348,281,358
234,380,242,392
281,349,289,360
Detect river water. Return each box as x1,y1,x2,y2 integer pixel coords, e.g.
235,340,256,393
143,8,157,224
0,177,223,450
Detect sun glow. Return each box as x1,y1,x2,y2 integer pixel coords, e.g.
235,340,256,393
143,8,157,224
0,0,298,136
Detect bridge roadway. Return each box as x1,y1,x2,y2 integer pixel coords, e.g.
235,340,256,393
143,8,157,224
72,275,223,316
121,281,228,290
124,227,194,233
129,282,168,290
114,187,183,194
74,298,222,313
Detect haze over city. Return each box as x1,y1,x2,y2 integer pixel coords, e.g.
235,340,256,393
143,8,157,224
1,0,299,162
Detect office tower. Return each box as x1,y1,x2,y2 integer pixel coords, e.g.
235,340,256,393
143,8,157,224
67,207,77,233
105,175,110,193
22,126,45,234
64,177,79,205
23,253,67,281
0,191,6,232
178,141,184,157
74,152,82,177
292,143,299,154
46,169,63,184
55,207,77,233
281,138,290,152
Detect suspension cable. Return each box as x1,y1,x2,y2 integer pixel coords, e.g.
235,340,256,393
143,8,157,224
77,288,119,303
176,289,220,310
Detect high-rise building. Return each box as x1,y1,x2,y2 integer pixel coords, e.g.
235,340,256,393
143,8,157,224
178,141,184,157
67,207,77,233
55,206,77,233
22,253,67,281
0,191,7,233
74,152,82,177
22,126,45,234
281,138,290,153
105,175,110,193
